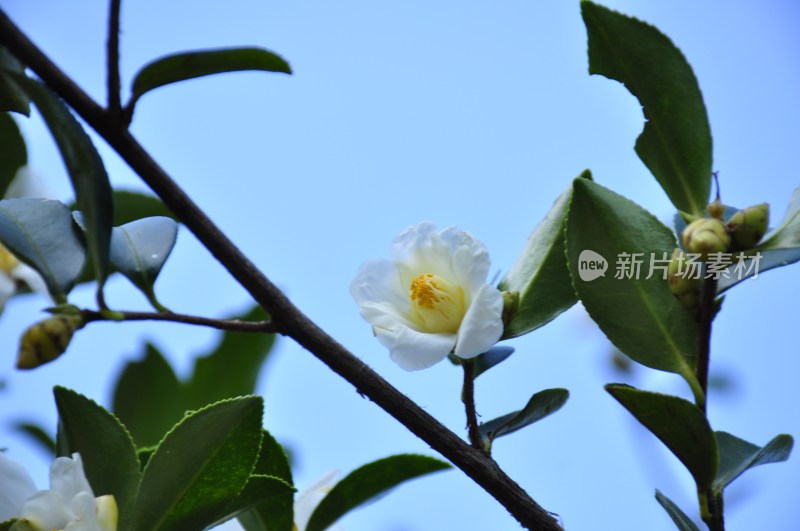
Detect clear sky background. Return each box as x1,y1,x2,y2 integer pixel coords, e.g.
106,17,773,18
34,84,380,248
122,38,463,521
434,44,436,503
1,1,798,530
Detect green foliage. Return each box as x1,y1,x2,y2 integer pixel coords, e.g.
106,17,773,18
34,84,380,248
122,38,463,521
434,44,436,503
498,172,588,339
655,490,701,531
479,388,568,449
713,431,793,493
222,475,295,531
582,1,712,216
0,198,86,301
0,46,29,115
447,346,515,379
0,519,16,531
0,113,26,195
54,386,141,530
8,76,114,291
606,385,717,490
109,216,178,307
305,455,451,531
566,178,701,396
111,190,177,226
758,187,800,250
129,47,292,113
129,396,264,531
11,420,55,456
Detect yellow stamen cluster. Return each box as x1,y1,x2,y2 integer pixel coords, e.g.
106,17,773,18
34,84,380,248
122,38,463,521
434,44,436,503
409,273,465,333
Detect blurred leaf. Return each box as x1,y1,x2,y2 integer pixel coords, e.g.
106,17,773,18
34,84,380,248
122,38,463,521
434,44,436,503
0,113,26,196
10,76,113,289
129,47,291,111
479,388,568,447
112,343,187,448
582,1,712,215
109,216,178,301
0,519,15,531
0,198,86,301
758,187,800,250
11,421,55,457
566,179,700,394
185,305,275,409
0,47,29,115
606,384,717,490
54,386,141,530
498,172,589,339
220,476,294,531
655,490,701,531
112,190,176,225
130,396,263,531
713,431,793,493
306,455,450,531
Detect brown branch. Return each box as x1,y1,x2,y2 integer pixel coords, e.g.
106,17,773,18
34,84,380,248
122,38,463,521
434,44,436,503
462,360,487,453
80,309,277,333
0,10,562,529
106,0,122,116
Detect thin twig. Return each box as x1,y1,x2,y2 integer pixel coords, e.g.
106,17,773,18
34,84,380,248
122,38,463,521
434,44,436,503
0,10,562,530
81,309,277,333
106,0,122,116
462,360,487,453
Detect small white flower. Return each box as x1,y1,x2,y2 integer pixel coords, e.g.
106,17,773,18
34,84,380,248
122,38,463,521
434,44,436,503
293,470,342,531
0,452,117,531
350,222,504,370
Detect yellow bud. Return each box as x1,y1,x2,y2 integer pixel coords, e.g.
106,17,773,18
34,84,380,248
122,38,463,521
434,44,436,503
16,315,84,370
728,203,769,250
681,218,731,258
706,200,725,219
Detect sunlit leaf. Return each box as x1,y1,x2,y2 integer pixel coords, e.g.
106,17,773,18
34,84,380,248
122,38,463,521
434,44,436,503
479,388,568,447
582,2,712,215
306,455,450,531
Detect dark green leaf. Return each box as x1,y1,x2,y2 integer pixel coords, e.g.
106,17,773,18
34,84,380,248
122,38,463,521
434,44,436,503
655,490,701,531
129,396,263,531
54,386,141,531
11,421,55,457
498,172,589,339
129,47,291,110
606,384,717,490
567,179,701,396
474,346,514,378
252,430,293,485
479,388,568,446
0,519,16,531
185,305,275,409
0,198,86,301
306,455,450,531
0,113,26,195
10,76,113,289
215,476,294,531
0,47,29,115
112,343,188,448
111,190,176,226
713,431,793,492
109,216,178,299
582,2,712,215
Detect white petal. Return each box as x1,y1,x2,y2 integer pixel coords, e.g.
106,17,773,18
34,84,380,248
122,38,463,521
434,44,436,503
64,491,102,531
50,454,94,501
0,453,37,521
4,167,52,200
377,325,456,371
0,273,15,311
349,259,408,313
294,470,339,531
390,222,437,263
453,283,504,359
12,263,51,303
440,226,492,293
17,490,73,530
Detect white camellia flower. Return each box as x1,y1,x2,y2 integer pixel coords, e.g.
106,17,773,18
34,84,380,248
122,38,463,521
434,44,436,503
0,452,117,531
350,221,504,370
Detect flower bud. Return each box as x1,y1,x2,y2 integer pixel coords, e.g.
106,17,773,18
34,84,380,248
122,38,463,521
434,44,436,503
681,218,731,258
501,290,519,328
17,315,84,370
667,248,702,310
727,203,769,250
706,200,725,219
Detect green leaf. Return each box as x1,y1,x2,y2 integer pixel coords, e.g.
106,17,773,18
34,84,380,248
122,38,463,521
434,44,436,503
11,421,55,457
566,179,701,396
111,190,176,226
447,346,515,379
582,2,712,215
655,490,701,531
53,386,141,531
713,431,793,493
0,198,86,301
306,455,451,531
10,76,113,290
112,343,188,448
252,430,293,485
109,216,178,301
479,388,568,447
758,187,800,250
129,396,263,531
0,46,29,115
185,305,275,409
129,47,292,111
498,172,589,339
606,384,717,490
0,113,26,196
218,476,294,531
0,519,16,531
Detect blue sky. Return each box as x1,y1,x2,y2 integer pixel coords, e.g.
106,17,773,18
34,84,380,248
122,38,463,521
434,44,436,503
1,1,799,529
